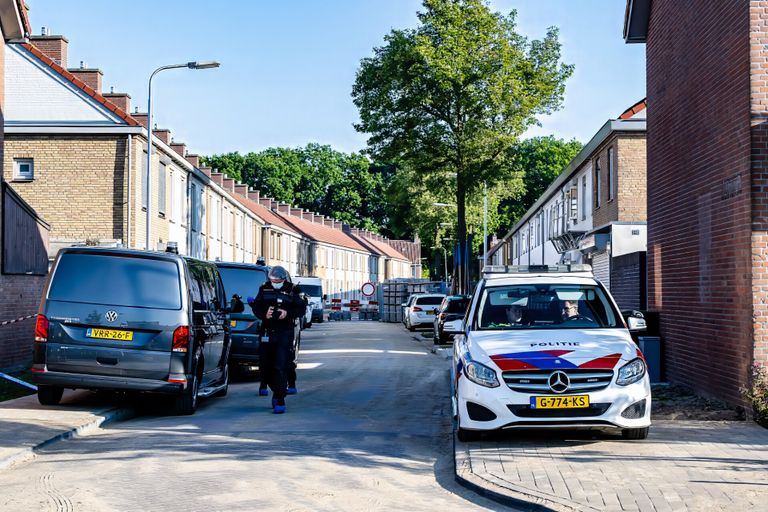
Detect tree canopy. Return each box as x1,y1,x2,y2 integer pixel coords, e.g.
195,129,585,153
352,0,573,290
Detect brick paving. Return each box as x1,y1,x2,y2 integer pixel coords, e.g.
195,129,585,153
456,420,768,511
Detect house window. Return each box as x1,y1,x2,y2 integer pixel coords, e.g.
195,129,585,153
13,158,34,180
158,163,166,216
141,150,148,210
594,157,602,209
607,146,615,201
581,175,587,221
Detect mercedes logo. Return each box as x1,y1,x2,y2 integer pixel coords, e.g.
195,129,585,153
105,310,118,322
548,370,570,394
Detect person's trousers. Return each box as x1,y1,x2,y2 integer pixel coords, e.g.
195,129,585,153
258,339,272,390
265,329,294,401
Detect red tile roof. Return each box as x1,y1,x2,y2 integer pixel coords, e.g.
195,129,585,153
16,0,30,36
229,192,298,233
21,43,140,127
618,98,647,120
351,233,409,261
273,211,371,252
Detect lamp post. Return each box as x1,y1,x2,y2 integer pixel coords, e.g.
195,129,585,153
483,181,488,268
144,61,220,250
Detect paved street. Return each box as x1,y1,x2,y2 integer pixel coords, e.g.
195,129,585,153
0,322,504,512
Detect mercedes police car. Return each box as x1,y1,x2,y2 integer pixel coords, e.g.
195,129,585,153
448,264,651,442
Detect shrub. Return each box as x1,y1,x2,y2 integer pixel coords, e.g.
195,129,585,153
742,363,768,427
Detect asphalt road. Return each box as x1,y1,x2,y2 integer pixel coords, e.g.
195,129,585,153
1,321,508,511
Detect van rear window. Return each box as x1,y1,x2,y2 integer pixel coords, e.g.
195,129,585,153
416,296,444,306
48,253,182,310
218,266,268,305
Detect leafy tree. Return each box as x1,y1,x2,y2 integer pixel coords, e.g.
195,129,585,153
499,136,583,230
352,0,573,291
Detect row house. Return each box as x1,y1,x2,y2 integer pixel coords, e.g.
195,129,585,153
0,0,51,369
624,0,768,406
488,100,647,310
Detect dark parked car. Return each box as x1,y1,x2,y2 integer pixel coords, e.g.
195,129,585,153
433,295,470,344
32,247,235,415
215,262,301,374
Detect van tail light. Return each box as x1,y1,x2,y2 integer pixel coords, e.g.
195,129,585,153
172,326,190,353
34,315,49,343
412,307,423,312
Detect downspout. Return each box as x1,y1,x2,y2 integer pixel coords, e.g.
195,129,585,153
126,134,132,248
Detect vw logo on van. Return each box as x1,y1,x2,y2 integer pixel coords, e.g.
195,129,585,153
105,310,118,322
548,371,570,394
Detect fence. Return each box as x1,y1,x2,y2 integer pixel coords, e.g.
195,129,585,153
378,279,446,323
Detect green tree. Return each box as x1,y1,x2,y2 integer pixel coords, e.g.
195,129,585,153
352,0,573,291
499,136,583,230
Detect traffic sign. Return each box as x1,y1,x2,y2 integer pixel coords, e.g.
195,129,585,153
361,282,376,297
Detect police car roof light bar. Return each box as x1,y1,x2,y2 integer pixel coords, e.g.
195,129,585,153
482,264,593,275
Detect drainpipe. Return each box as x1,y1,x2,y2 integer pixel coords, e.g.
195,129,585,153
126,134,132,248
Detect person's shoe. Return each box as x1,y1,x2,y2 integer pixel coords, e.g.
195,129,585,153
273,404,286,414
273,398,286,414
287,386,298,395
259,388,269,396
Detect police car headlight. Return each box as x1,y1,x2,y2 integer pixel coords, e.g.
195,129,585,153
616,358,646,386
464,360,500,388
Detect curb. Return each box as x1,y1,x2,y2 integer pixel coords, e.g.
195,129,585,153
0,405,135,470
453,434,600,512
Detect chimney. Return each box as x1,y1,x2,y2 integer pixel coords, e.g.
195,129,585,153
199,166,212,177
102,91,131,113
248,189,260,203
222,177,235,193
69,62,103,94
290,207,303,218
152,128,171,145
302,211,314,222
170,141,187,157
235,184,248,197
342,223,352,233
323,218,334,228
277,203,291,214
210,172,224,186
132,111,149,129
29,31,68,67
259,198,273,209
185,154,200,167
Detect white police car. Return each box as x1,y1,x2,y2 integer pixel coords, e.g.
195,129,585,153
448,264,651,442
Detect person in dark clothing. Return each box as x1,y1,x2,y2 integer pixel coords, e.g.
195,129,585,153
250,266,304,414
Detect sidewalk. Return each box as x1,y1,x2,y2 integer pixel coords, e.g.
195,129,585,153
0,390,132,470
455,420,768,511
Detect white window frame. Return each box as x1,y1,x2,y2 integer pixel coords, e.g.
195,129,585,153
13,158,34,180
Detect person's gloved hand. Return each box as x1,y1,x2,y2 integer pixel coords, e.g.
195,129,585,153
246,296,255,305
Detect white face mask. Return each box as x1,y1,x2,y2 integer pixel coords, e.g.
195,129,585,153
272,281,284,290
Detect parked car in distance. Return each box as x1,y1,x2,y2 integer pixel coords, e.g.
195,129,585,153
401,294,419,326
433,295,470,344
32,247,236,415
293,276,325,324
217,262,302,374
449,264,651,442
405,294,446,331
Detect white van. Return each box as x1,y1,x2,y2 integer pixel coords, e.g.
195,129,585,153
294,276,325,324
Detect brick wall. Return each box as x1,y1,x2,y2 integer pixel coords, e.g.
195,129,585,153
617,135,647,222
0,274,46,370
591,136,619,228
2,135,127,248
610,251,646,311
646,0,753,404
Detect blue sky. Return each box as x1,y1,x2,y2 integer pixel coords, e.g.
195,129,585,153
26,0,645,156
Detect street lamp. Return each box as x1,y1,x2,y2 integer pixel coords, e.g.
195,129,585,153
432,202,456,208
144,61,220,250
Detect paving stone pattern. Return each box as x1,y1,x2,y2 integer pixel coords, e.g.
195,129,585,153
459,420,768,511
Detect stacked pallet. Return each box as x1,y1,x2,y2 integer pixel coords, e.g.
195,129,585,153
379,279,445,323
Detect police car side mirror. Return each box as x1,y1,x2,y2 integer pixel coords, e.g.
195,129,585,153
627,316,646,332
444,319,464,335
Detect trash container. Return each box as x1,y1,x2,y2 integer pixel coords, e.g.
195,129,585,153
637,336,662,383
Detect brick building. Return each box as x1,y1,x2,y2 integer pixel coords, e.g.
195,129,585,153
0,0,51,370
487,100,647,310
625,0,768,405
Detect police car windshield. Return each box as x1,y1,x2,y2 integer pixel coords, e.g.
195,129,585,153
476,284,620,330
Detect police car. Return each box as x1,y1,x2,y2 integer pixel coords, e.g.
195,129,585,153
448,264,651,442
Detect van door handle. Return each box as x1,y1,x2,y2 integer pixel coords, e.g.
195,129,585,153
97,357,118,365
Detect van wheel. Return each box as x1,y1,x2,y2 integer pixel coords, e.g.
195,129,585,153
306,321,312,329
213,364,229,398
174,369,199,415
622,427,649,440
37,385,64,406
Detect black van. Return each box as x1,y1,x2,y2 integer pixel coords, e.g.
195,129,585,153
32,247,237,415
215,262,301,373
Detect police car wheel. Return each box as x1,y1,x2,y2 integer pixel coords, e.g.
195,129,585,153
622,427,649,440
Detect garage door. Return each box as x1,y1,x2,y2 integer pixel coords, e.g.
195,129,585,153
592,251,610,290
